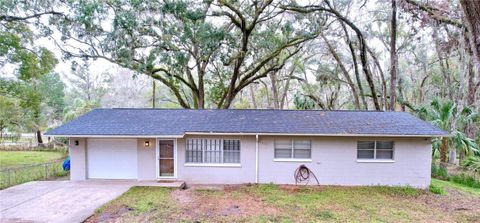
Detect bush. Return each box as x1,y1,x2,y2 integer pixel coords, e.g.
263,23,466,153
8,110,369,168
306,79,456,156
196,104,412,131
429,184,445,195
431,164,449,180
462,156,480,173
450,174,480,189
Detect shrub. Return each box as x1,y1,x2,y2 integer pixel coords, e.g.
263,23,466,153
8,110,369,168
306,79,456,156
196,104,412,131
431,164,449,180
462,156,480,173
429,184,445,195
450,174,480,188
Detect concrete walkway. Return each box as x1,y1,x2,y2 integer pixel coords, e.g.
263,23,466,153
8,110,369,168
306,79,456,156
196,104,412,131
0,181,134,223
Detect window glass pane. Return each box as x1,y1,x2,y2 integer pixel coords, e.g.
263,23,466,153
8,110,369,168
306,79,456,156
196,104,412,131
223,140,240,163
275,140,292,149
357,141,375,150
376,150,393,159
275,149,292,158
186,139,202,163
294,149,311,158
205,139,222,163
294,140,311,150
376,141,393,150
357,150,374,159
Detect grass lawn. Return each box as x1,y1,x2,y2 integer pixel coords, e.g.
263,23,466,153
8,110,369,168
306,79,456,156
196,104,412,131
432,178,480,196
86,180,480,223
0,151,66,169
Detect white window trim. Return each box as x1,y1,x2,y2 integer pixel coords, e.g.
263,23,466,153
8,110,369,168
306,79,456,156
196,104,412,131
274,158,312,162
185,138,241,164
356,159,395,163
357,140,395,161
184,163,241,167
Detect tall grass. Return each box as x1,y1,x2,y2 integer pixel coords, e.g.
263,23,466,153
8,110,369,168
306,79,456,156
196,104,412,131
450,174,480,188
431,164,449,180
431,163,480,189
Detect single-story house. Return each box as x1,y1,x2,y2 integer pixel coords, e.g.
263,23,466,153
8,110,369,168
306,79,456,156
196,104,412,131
46,108,448,188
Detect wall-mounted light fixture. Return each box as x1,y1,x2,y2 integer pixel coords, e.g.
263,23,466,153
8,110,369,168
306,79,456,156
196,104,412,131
74,140,79,146
144,140,150,147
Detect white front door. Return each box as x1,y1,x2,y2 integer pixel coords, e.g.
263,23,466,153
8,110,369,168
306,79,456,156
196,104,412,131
87,139,137,179
158,139,176,178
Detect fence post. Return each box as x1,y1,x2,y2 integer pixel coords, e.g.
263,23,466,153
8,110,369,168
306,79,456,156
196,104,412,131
44,163,48,180
8,169,11,187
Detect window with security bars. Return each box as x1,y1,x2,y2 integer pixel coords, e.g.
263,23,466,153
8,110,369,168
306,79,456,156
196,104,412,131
186,139,240,163
357,141,394,160
274,140,311,159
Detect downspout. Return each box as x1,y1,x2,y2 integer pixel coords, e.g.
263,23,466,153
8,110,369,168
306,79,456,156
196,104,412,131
255,134,259,183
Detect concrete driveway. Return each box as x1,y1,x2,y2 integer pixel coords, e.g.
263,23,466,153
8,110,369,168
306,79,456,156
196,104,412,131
0,180,134,223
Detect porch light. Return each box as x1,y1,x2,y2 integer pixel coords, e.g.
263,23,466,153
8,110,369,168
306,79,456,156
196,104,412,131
144,140,150,147
74,140,79,146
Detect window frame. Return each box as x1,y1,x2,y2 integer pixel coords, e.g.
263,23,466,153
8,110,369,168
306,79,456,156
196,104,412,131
274,139,312,162
185,138,241,167
356,140,395,162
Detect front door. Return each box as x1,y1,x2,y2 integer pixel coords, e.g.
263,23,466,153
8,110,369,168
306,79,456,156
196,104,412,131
158,140,175,177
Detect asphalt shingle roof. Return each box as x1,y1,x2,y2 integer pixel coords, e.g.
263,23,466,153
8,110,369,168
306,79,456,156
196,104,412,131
46,108,448,137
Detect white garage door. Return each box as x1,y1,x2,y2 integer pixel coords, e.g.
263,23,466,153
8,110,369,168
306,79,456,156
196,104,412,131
87,139,137,179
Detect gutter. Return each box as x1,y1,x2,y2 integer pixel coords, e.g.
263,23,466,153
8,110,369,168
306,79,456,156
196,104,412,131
184,132,449,138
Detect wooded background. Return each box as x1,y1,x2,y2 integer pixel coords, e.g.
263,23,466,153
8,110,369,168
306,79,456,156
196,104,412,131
1,0,479,165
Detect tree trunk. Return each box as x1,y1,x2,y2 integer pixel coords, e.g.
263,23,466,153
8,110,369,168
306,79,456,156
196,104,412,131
249,85,258,109
152,79,156,108
440,137,448,164
449,149,456,164
280,68,295,109
389,0,398,111
460,0,480,78
433,24,453,100
270,71,280,109
342,25,368,110
367,46,388,110
322,34,361,109
36,130,43,146
398,77,406,111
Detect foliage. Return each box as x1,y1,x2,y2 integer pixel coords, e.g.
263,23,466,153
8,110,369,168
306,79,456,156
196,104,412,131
431,164,450,180
0,95,23,136
47,0,322,108
429,184,446,195
462,156,480,173
293,92,316,110
431,178,480,196
416,99,478,161
450,174,480,189
1,6,64,140
63,98,99,122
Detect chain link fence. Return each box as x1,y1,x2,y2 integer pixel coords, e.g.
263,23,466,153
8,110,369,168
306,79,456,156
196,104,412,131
0,159,69,189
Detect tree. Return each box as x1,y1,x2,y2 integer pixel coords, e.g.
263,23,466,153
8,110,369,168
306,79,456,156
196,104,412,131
417,99,478,164
282,0,382,110
1,0,61,145
0,95,23,138
66,61,110,104
389,0,398,110
48,0,321,109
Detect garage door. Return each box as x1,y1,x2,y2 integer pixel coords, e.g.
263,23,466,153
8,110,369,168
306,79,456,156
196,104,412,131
87,139,137,179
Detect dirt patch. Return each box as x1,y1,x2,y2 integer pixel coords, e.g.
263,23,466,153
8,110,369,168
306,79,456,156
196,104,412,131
84,205,132,223
421,188,480,213
175,185,280,221
171,188,193,204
